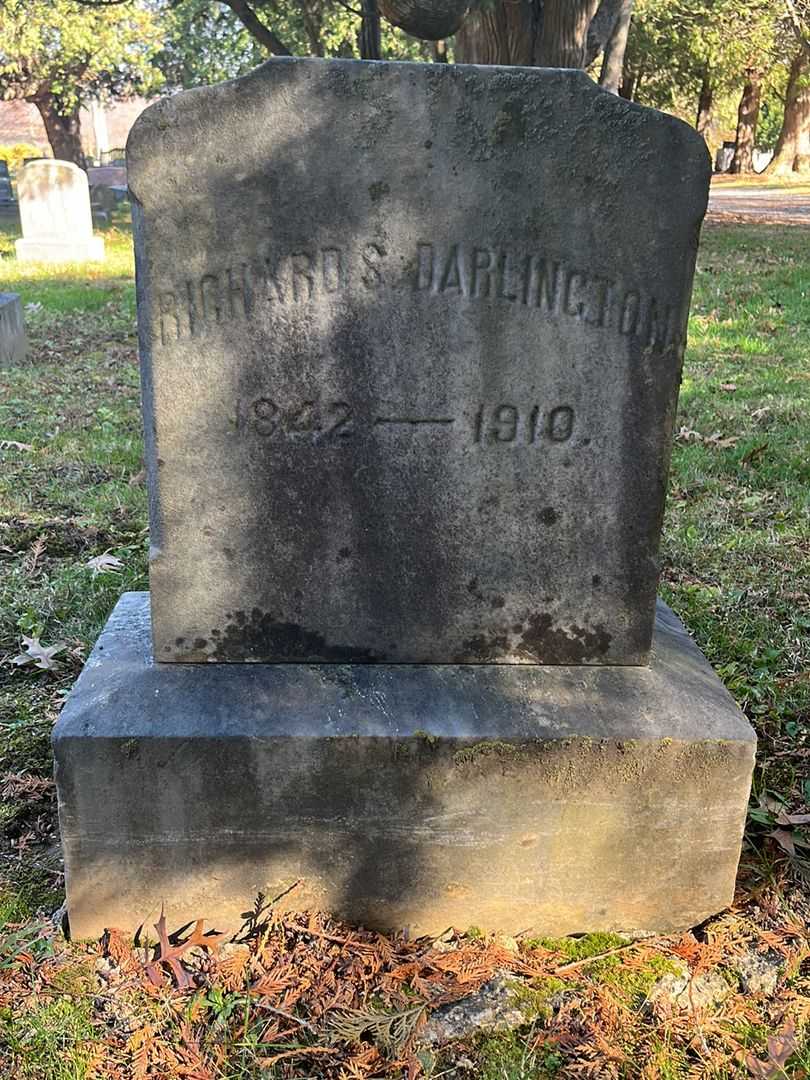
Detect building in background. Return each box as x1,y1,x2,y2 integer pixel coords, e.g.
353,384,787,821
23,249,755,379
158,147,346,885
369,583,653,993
0,98,151,163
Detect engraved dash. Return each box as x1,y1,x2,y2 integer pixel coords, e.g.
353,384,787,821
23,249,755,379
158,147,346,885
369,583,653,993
374,417,455,426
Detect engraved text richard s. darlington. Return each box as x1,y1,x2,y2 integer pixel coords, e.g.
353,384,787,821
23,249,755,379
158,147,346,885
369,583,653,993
153,239,686,355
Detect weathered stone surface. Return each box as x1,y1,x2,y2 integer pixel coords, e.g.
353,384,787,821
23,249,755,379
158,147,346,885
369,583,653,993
733,950,783,996
128,60,710,665
15,160,104,264
419,975,528,1047
0,293,27,366
646,957,732,1012
54,593,754,940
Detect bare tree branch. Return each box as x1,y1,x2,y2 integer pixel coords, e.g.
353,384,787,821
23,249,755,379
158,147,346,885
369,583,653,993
219,0,293,55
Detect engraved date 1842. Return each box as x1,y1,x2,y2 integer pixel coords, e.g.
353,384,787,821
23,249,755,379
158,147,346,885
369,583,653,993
234,397,574,445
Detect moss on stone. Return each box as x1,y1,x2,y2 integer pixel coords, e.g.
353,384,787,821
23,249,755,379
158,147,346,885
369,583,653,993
507,975,567,1022
412,729,438,747
453,740,525,766
523,931,627,960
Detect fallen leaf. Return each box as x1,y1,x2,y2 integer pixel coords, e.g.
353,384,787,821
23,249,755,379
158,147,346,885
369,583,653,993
23,537,46,576
86,551,123,575
143,908,227,989
720,383,737,391
745,1019,797,1078
769,828,796,856
11,635,66,671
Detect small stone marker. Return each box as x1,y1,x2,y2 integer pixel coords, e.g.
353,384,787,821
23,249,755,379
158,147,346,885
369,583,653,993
129,61,707,666
0,293,27,367
15,160,104,263
54,60,756,941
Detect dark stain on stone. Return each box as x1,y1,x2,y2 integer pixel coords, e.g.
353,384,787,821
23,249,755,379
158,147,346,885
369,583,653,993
211,608,384,662
222,547,234,561
517,613,612,663
337,546,352,560
491,595,505,609
492,98,527,145
193,637,208,651
537,507,558,526
369,180,390,202
466,578,485,602
456,633,510,662
174,637,185,646
592,575,602,587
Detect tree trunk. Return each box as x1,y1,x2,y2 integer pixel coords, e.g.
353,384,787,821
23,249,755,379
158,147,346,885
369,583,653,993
301,0,325,56
598,0,633,93
768,41,810,175
696,69,713,136
359,0,382,59
538,0,600,67
730,70,761,174
586,0,631,64
433,40,449,62
440,0,624,67
33,96,87,167
454,0,539,66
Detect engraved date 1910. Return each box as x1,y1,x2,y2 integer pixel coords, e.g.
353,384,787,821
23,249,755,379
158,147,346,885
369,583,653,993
233,398,575,445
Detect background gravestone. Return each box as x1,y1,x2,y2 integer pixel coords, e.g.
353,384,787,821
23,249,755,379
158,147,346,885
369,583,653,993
15,160,105,263
130,61,707,666
0,293,27,367
53,60,755,940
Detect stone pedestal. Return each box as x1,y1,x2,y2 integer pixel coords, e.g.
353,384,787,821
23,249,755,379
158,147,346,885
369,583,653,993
54,592,755,940
15,237,105,264
0,293,27,366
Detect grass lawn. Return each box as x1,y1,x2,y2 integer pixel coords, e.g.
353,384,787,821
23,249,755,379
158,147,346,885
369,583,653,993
711,174,810,195
0,211,808,1077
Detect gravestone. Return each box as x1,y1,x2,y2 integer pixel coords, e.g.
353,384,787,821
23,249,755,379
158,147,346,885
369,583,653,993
0,293,27,366
54,60,755,940
15,160,104,263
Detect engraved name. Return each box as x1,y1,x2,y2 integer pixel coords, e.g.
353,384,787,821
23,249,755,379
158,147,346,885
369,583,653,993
155,238,683,355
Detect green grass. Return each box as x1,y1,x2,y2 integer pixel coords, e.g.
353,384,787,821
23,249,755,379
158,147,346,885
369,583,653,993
661,224,810,813
0,215,134,314
0,215,146,922
0,996,102,1079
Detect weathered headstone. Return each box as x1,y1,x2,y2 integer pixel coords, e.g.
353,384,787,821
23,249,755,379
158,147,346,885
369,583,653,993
131,62,704,666
15,160,104,263
54,60,755,940
0,293,27,367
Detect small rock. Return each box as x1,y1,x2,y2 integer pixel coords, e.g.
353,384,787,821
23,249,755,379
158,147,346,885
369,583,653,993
733,951,782,996
647,959,731,1012
419,975,527,1046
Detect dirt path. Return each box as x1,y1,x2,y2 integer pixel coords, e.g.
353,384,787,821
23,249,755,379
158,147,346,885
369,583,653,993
708,185,810,225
